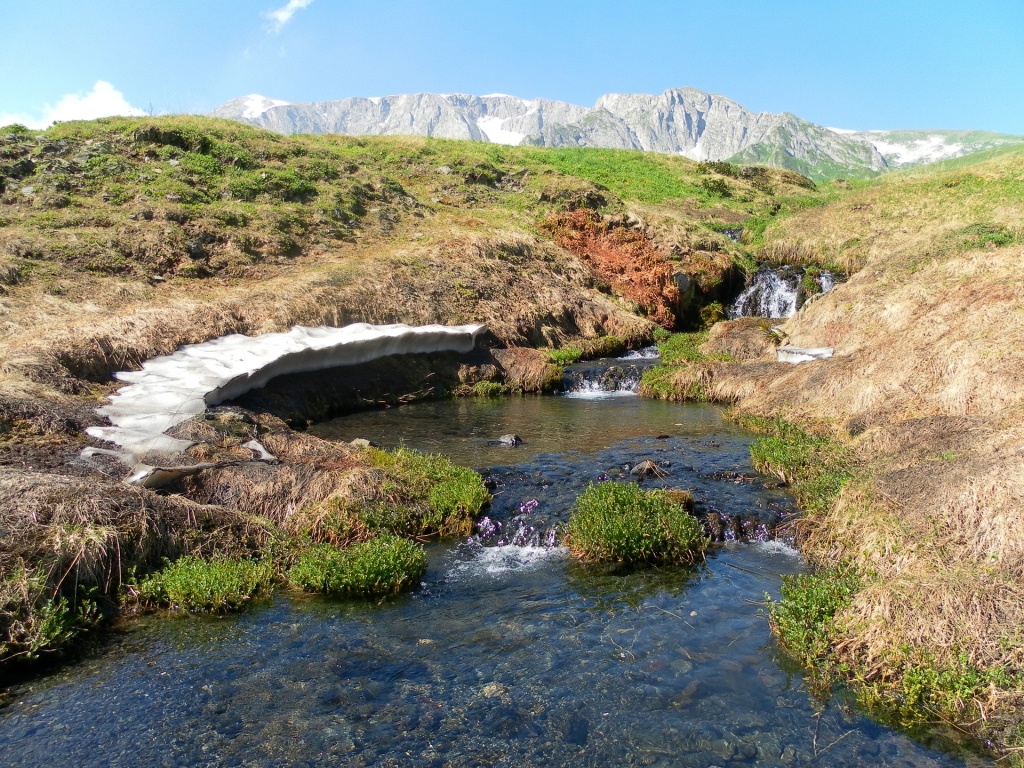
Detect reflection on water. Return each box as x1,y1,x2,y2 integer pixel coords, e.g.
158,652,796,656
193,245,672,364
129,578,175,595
311,396,741,468
0,397,985,767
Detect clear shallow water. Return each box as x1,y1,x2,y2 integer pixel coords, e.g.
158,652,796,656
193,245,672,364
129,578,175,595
0,395,987,767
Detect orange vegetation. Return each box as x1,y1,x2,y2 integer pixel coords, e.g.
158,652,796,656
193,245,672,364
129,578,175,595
544,209,680,329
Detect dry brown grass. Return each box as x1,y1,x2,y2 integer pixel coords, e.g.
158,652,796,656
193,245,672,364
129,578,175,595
657,147,1024,752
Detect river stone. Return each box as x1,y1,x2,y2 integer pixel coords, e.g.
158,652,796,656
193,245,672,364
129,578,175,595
497,434,522,446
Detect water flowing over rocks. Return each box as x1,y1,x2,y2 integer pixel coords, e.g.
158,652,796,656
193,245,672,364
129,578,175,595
729,264,836,319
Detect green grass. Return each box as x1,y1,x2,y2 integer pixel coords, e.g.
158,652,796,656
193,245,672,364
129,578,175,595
288,535,427,597
136,556,276,613
363,446,490,536
523,147,710,205
566,482,708,565
470,380,504,397
0,563,98,662
739,415,854,516
546,347,583,366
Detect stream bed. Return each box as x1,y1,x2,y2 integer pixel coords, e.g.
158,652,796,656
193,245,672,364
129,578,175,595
0,367,988,767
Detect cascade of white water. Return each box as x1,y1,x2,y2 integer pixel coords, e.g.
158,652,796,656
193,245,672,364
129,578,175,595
729,265,837,319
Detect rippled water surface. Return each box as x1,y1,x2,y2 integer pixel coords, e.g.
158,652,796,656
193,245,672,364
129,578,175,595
0,386,987,767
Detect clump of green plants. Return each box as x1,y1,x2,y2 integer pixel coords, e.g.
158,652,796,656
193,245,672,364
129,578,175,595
471,380,504,397
801,266,823,296
364,446,490,536
136,556,276,613
739,415,854,515
288,535,427,597
546,347,583,366
699,301,726,327
767,566,860,673
0,563,97,661
565,482,708,564
758,319,784,346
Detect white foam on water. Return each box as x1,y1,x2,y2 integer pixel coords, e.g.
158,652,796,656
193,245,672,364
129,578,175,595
753,540,801,558
618,347,660,360
563,389,638,400
447,544,567,580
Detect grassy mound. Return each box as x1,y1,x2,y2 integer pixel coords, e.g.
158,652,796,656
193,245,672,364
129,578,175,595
136,556,276,613
288,535,427,597
566,482,707,565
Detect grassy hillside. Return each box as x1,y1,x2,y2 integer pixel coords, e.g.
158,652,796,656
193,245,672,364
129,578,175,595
0,116,840,670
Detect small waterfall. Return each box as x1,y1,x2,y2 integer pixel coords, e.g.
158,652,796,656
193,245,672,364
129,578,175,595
563,364,645,398
729,264,836,319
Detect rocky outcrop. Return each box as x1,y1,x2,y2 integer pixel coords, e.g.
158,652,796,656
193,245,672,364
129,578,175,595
211,88,890,180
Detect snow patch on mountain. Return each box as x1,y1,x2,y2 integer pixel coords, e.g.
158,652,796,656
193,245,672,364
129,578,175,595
868,134,965,164
476,116,526,146
241,95,291,119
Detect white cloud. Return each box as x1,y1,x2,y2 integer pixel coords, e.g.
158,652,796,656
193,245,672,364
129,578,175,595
263,0,315,30
0,81,145,130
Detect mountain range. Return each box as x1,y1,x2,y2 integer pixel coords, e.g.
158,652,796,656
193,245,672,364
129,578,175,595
210,88,1024,182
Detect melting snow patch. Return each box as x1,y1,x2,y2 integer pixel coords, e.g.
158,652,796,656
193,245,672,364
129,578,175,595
241,95,291,119
476,116,526,146
85,323,485,463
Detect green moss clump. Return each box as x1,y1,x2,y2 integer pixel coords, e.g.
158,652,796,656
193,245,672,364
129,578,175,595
546,347,582,366
364,446,490,536
288,535,427,597
566,482,708,565
136,556,276,613
471,380,504,397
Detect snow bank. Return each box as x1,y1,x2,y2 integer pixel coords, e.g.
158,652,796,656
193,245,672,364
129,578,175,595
86,323,486,462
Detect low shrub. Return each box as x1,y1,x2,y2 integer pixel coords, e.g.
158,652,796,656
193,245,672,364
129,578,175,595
136,556,276,613
565,482,708,564
288,535,427,597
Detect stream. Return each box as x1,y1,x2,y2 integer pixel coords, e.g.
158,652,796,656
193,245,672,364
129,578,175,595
0,355,986,767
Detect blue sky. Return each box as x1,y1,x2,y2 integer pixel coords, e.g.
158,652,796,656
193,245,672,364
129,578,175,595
2,0,1022,132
